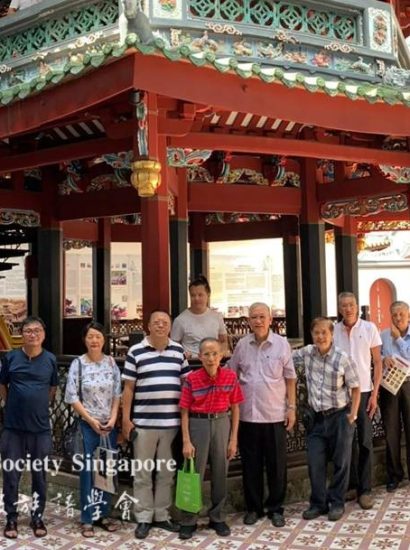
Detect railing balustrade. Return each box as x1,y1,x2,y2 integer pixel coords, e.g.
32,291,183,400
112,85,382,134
48,354,385,481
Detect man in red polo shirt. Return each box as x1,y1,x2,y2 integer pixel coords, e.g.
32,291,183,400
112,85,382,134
179,337,244,540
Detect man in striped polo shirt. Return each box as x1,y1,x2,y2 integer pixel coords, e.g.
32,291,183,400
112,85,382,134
122,310,189,540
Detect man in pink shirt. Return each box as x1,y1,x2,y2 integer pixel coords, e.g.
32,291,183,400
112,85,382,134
229,303,296,528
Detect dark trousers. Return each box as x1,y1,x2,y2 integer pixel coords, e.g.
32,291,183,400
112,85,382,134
349,392,373,495
238,421,287,516
380,381,410,484
0,429,52,522
307,408,355,509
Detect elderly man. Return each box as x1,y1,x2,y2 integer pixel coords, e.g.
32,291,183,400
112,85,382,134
380,300,410,492
7,0,42,14
293,317,360,521
229,302,296,528
122,310,189,539
0,316,58,540
333,292,382,510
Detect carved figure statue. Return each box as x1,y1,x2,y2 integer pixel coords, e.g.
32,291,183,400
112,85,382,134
118,0,154,46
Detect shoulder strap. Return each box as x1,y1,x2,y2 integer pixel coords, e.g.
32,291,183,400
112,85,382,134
77,358,83,403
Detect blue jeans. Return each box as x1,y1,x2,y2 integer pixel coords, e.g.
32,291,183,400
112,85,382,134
307,408,355,510
79,421,117,524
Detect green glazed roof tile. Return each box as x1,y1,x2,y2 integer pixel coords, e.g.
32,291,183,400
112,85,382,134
1,36,410,109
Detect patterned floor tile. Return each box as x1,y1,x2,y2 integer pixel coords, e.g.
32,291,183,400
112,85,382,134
291,533,328,547
338,521,370,535
382,510,410,522
368,537,403,550
330,536,365,549
348,509,379,521
302,519,335,533
376,523,407,536
0,485,409,549
254,527,291,544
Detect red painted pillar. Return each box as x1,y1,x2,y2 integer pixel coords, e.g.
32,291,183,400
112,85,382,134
138,93,170,328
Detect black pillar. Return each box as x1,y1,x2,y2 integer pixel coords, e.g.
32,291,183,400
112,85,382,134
190,247,209,279
170,219,188,319
283,232,303,338
92,218,111,332
334,220,359,300
299,222,327,343
189,214,209,279
38,226,63,354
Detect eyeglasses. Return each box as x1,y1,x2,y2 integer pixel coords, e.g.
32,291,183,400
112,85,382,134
22,328,43,336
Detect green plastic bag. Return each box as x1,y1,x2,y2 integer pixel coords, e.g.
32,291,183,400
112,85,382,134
175,458,203,513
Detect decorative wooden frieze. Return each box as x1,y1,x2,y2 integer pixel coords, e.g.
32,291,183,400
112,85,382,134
0,209,40,227
321,194,408,220
63,239,92,250
167,148,213,167
357,220,410,232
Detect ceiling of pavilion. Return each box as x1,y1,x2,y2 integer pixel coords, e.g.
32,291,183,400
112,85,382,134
0,0,410,236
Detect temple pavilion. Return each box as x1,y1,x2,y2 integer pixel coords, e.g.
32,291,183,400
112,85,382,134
0,0,410,351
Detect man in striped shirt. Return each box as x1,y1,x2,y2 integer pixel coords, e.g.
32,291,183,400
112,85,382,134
122,310,189,540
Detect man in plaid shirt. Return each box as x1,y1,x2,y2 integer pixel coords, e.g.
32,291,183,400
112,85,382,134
293,317,360,522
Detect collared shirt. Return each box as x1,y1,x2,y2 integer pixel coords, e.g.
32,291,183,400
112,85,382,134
228,330,296,423
180,366,243,413
381,325,410,363
292,344,359,412
123,337,189,429
333,318,381,392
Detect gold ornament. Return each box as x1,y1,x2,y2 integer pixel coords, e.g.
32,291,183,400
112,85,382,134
131,160,161,197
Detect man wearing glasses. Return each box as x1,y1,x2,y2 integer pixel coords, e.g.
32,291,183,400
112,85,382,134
0,316,58,540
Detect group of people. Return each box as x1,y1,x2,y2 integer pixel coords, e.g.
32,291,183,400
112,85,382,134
0,278,410,541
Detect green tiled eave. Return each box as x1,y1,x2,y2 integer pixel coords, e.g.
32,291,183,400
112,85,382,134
1,35,410,108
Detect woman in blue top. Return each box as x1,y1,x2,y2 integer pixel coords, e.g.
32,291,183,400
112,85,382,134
65,321,121,538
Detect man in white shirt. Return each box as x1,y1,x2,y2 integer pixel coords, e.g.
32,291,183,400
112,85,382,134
7,0,42,14
333,292,382,510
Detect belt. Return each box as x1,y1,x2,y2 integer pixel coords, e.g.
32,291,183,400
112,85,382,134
316,406,348,418
189,412,229,419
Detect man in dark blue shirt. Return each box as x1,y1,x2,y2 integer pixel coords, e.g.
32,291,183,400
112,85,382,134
0,316,58,539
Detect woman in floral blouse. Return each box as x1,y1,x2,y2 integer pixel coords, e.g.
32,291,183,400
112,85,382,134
65,321,121,538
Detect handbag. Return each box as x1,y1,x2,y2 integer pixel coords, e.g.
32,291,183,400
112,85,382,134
175,458,203,514
63,359,84,459
93,434,119,495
